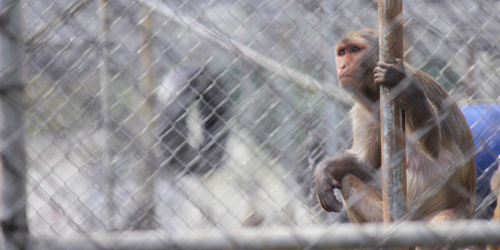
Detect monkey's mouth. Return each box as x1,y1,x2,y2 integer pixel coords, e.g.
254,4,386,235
338,75,361,91
339,75,357,80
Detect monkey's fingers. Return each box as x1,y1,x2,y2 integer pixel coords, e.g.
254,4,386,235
378,59,403,67
374,66,387,73
374,73,385,85
330,178,342,189
317,187,343,212
377,61,394,68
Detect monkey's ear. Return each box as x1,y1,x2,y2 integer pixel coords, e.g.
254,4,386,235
360,28,378,35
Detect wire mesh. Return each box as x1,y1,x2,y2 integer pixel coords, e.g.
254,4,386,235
16,0,500,248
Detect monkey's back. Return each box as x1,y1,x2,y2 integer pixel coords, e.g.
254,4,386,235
408,67,476,218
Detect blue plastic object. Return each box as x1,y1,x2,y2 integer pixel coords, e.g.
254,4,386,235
461,103,500,205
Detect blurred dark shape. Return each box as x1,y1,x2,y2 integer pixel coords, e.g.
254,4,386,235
158,66,234,177
461,103,500,217
241,211,264,228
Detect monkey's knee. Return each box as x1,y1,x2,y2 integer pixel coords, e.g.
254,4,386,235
428,207,467,226
340,174,383,223
340,174,364,198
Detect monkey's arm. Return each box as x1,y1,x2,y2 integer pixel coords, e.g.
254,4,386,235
315,153,374,212
374,60,441,159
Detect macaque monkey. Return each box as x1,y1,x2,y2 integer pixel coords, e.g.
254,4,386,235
315,29,476,223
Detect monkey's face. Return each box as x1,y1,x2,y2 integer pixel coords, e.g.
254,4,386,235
335,42,377,93
334,29,379,98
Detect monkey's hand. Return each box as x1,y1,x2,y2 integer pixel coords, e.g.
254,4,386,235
374,58,406,87
315,159,343,212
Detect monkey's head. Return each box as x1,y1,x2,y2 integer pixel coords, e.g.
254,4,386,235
334,29,379,101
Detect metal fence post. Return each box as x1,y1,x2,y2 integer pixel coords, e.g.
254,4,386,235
378,0,407,223
134,5,157,230
0,0,28,249
97,0,116,231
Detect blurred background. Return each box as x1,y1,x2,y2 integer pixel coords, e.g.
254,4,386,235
22,0,500,237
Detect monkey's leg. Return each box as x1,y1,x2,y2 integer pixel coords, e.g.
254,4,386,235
340,174,383,223
419,208,468,250
427,206,468,225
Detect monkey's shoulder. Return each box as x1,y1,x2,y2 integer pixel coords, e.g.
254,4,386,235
407,65,474,153
406,65,450,102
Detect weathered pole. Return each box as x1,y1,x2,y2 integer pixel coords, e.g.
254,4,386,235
378,0,407,223
97,0,116,231
0,0,28,249
135,6,157,230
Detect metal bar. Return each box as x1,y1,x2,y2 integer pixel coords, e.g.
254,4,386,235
133,5,157,230
35,221,500,250
0,1,28,249
97,0,116,231
378,0,407,223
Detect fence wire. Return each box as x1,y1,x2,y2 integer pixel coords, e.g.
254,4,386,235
13,0,500,248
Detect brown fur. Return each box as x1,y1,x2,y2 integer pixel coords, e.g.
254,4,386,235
315,29,476,223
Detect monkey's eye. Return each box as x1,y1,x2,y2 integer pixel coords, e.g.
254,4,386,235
351,46,361,53
338,49,345,56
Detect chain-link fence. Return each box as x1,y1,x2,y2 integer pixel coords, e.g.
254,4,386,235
0,0,498,248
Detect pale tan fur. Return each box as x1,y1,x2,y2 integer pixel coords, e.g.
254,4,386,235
349,103,380,164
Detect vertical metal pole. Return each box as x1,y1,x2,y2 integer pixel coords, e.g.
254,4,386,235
378,0,407,223
0,0,28,249
97,0,116,231
135,6,157,229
